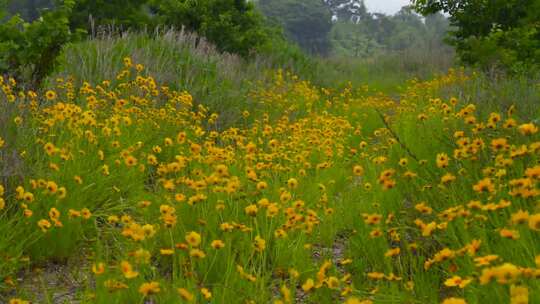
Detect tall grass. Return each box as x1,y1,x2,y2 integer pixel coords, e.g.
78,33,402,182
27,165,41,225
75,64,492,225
50,28,455,117
438,71,540,120
50,29,263,126
50,28,322,127
314,46,455,93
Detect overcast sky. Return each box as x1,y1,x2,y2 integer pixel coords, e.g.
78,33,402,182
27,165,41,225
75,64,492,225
364,0,412,15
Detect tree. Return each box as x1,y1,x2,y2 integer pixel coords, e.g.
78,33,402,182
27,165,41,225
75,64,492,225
6,0,54,21
384,6,426,50
70,0,152,31
6,0,272,57
325,0,369,23
413,0,540,71
424,12,449,38
329,21,380,57
258,0,333,55
153,0,269,57
0,0,84,88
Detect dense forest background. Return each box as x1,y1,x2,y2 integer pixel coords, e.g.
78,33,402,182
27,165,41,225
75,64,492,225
5,0,451,58
258,0,450,58
2,0,538,88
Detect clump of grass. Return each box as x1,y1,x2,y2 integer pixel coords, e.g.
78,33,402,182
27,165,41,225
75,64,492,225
312,46,455,93
437,70,540,120
51,29,271,127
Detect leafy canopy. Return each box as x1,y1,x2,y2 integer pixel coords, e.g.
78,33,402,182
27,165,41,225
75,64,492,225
152,0,270,57
70,0,151,31
413,0,540,72
0,0,84,88
1,0,275,86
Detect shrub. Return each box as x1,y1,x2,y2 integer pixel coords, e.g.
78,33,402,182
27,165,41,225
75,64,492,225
0,0,84,88
70,0,152,31
413,0,540,73
152,0,270,57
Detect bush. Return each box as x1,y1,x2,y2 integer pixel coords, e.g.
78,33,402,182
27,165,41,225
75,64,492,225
152,0,270,57
413,0,540,73
0,0,84,88
1,0,275,87
459,26,540,74
70,0,152,31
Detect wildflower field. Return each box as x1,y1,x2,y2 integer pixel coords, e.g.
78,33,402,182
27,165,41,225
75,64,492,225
1,56,540,304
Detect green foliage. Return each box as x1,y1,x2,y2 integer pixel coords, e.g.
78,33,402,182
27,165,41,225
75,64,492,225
457,25,540,74
52,31,253,125
152,0,269,57
329,21,381,57
49,30,317,127
0,0,84,88
6,0,54,21
437,68,540,120
257,30,317,77
0,0,5,19
325,0,368,23
5,0,273,65
70,0,152,31
258,0,333,55
413,0,540,72
329,4,450,59
0,0,276,89
312,47,454,93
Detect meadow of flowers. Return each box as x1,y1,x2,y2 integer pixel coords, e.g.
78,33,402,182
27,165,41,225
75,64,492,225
0,58,539,303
